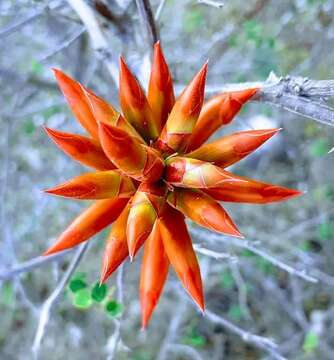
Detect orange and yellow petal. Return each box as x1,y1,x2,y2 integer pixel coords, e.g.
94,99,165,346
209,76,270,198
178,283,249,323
157,62,208,154
159,205,204,311
126,182,166,259
44,170,136,200
167,188,242,237
119,57,159,141
53,69,99,140
98,122,164,182
204,177,302,204
44,197,129,256
148,41,175,132
188,88,258,151
100,204,130,283
44,127,115,170
186,128,280,168
165,156,246,189
83,88,145,144
140,221,169,328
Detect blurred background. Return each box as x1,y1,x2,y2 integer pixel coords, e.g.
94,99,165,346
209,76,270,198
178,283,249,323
1,0,334,359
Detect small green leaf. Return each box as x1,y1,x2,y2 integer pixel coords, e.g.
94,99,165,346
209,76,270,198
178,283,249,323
69,278,87,293
72,272,87,280
31,60,44,75
91,283,107,303
241,249,254,258
183,329,206,347
228,304,244,321
303,330,319,353
184,9,204,33
1,282,15,307
105,300,124,317
220,271,234,290
310,139,329,157
317,222,333,241
72,288,92,309
255,257,275,274
23,119,35,134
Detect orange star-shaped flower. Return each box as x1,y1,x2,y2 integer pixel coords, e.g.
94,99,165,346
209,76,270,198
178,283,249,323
43,42,302,328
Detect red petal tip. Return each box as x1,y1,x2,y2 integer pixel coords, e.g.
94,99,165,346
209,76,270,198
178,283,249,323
42,246,56,257
99,273,108,285
51,67,61,75
100,261,110,284
141,292,158,328
119,56,128,71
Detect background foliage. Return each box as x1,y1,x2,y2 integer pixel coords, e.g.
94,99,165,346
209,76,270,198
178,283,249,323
0,0,334,359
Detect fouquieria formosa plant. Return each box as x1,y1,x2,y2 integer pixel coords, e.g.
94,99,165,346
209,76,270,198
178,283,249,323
43,42,302,328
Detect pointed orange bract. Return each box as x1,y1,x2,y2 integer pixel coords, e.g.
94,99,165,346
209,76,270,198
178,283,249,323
127,182,166,259
119,57,159,141
188,88,258,151
100,204,130,283
165,156,247,189
44,127,115,170
167,188,242,237
53,69,99,140
43,43,303,328
44,170,135,200
140,221,169,328
157,62,208,154
186,128,280,168
84,88,145,144
44,198,129,255
204,178,302,204
148,42,175,132
98,122,164,182
159,205,204,311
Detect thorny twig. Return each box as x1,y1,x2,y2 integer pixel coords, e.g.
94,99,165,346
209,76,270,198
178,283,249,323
0,0,64,38
205,309,287,360
203,72,334,127
155,0,167,21
38,27,86,62
198,0,224,8
191,229,319,283
32,242,88,358
135,0,160,48
157,294,188,360
0,250,71,281
194,243,238,262
65,0,119,85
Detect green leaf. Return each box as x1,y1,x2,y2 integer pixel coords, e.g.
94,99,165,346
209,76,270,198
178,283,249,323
68,278,87,293
228,304,244,321
303,330,319,353
256,257,275,274
31,59,44,75
72,288,92,309
72,272,87,280
220,271,234,290
241,249,255,257
1,282,15,307
310,138,329,157
317,222,333,241
91,283,107,303
23,119,35,134
183,9,204,33
313,185,334,201
183,329,206,347
243,20,262,42
105,300,124,317
43,105,62,120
